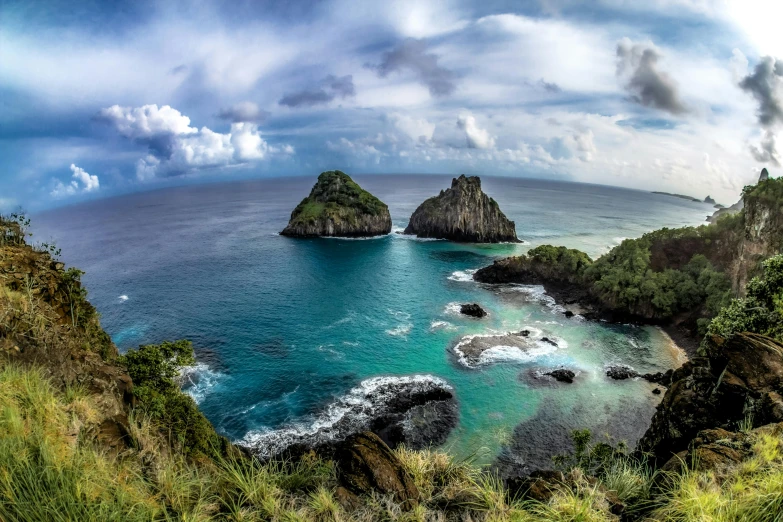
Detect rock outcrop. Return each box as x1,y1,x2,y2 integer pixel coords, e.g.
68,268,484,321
460,303,487,318
334,432,420,509
404,175,519,242
545,369,575,383
637,332,783,464
281,171,392,237
704,195,716,205
708,168,768,224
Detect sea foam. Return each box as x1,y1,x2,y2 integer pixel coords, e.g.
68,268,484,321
239,374,452,458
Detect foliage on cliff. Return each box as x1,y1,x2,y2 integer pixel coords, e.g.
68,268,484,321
705,253,783,344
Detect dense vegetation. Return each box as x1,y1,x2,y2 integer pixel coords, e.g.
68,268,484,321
705,253,783,345
584,227,733,328
119,339,233,460
288,171,388,227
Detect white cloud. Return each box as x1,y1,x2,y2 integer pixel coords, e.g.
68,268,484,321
101,105,292,180
50,164,100,198
457,114,495,149
98,104,196,139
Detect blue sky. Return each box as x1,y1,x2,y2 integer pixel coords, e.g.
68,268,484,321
2,0,782,210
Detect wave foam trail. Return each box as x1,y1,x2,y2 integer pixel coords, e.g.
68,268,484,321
448,269,478,282
385,310,412,338
453,330,563,368
239,375,452,458
179,363,224,404
501,285,566,313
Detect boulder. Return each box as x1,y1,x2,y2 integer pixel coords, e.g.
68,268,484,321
545,369,575,383
281,171,392,238
334,432,419,509
460,303,487,318
404,175,519,243
606,365,639,380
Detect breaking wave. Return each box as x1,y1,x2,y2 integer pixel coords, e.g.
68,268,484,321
239,375,453,458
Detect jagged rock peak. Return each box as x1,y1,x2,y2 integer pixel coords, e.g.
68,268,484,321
760,168,769,182
403,175,519,243
280,171,392,238
704,195,716,205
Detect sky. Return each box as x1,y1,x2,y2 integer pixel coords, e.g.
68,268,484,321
2,0,783,211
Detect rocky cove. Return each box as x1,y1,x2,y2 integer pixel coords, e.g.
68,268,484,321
15,173,783,519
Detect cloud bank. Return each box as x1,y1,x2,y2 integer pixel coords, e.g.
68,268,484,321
616,39,688,115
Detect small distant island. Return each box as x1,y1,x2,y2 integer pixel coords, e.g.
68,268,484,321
404,175,519,243
281,171,392,238
651,191,703,203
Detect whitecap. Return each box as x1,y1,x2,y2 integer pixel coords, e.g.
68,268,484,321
499,285,566,313
453,329,562,368
444,302,463,315
448,269,478,282
316,344,345,360
239,374,452,458
179,363,225,404
118,295,128,302
430,320,456,331
476,344,557,365
385,310,412,338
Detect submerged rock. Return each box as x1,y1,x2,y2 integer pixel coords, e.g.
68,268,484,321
281,171,392,237
460,303,487,318
404,175,519,242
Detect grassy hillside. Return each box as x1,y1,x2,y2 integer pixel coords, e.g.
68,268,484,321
4,210,783,521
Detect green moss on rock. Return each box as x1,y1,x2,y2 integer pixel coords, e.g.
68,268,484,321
281,171,392,237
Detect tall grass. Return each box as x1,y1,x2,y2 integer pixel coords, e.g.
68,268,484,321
1,363,782,521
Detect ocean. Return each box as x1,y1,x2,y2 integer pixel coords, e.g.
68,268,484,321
33,174,714,470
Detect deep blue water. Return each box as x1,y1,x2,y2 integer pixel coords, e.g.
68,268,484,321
34,174,713,466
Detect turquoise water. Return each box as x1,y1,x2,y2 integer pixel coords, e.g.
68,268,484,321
34,175,712,469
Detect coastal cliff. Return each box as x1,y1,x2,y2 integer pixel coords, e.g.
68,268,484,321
476,173,783,339
281,171,392,237
404,175,519,242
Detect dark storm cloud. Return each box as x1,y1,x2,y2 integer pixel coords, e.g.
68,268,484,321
279,74,355,108
373,39,456,97
216,102,270,123
538,79,562,93
749,130,780,167
616,40,687,115
739,56,783,127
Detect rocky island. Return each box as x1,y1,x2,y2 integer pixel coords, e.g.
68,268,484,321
281,170,392,237
404,175,519,242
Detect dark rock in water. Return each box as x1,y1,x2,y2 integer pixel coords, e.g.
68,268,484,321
518,330,531,337
652,388,662,395
545,369,575,383
637,333,783,465
605,365,639,380
280,170,392,237
704,195,716,205
563,310,574,318
642,370,674,387
540,337,558,347
244,375,458,459
460,303,487,318
334,432,419,509
404,175,519,243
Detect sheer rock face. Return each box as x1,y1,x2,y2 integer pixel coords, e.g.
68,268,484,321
280,171,392,238
403,175,519,243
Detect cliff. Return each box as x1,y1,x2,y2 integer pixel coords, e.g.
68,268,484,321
281,171,392,237
404,175,519,242
707,167,769,223
476,174,783,338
